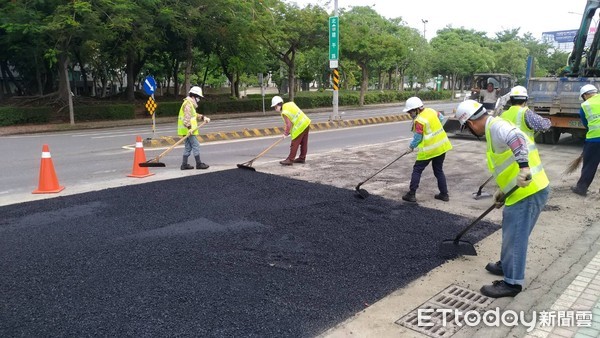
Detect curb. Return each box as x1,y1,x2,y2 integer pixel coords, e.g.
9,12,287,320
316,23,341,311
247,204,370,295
143,113,412,148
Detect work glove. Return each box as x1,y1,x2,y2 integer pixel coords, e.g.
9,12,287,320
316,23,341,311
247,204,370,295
517,167,532,187
494,190,505,209
406,146,414,154
282,133,289,139
204,116,211,123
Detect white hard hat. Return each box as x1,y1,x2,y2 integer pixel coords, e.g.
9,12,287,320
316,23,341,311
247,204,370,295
455,100,486,125
580,84,598,100
189,86,204,97
509,85,528,100
403,97,424,112
271,95,284,107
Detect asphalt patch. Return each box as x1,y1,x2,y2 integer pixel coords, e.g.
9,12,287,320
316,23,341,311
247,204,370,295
0,170,500,337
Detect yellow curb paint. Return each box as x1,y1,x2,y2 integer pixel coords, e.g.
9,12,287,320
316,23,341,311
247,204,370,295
140,114,412,147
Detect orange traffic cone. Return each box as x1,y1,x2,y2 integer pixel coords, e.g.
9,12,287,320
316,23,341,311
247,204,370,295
32,144,65,194
128,135,154,178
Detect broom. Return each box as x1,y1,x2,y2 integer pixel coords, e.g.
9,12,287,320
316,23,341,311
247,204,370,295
563,154,583,175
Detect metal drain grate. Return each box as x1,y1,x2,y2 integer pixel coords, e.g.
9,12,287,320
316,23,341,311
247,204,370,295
395,284,493,337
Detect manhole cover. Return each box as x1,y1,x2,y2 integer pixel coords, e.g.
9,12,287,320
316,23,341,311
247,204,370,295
395,284,493,337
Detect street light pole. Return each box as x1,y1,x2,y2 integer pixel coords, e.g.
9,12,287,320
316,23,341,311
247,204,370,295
421,19,428,39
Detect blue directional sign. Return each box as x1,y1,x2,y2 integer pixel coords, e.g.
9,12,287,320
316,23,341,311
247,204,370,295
143,76,156,95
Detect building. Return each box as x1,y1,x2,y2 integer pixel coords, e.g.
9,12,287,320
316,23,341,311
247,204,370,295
542,27,597,52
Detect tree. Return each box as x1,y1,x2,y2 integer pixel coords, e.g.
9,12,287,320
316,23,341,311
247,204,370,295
259,2,327,101
340,6,396,105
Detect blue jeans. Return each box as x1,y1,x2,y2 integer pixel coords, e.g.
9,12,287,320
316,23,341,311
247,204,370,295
183,135,201,157
501,186,549,286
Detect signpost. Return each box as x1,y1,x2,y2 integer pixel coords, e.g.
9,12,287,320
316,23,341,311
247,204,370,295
143,76,157,137
329,14,340,121
258,73,265,115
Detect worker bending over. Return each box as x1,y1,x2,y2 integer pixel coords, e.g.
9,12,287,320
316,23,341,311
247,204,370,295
455,100,549,298
271,96,311,166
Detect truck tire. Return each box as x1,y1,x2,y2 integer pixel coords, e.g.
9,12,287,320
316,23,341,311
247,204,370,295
542,128,561,145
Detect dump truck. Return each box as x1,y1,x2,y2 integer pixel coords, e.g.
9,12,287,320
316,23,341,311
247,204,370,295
446,0,600,143
527,0,600,144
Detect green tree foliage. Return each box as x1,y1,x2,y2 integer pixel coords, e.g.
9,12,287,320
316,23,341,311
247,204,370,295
0,0,576,116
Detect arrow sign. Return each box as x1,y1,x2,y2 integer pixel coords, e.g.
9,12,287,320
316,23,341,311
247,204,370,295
143,76,156,95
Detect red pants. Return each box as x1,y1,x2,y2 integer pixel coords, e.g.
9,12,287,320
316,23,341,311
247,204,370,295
286,128,309,161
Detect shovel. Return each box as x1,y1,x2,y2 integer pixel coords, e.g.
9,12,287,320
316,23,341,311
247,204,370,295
139,121,207,167
354,149,412,199
439,184,521,257
236,136,286,171
472,175,494,199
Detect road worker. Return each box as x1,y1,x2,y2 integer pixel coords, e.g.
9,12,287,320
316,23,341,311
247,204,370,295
572,84,600,196
500,85,551,142
271,96,311,166
401,96,452,203
455,99,549,298
178,86,210,170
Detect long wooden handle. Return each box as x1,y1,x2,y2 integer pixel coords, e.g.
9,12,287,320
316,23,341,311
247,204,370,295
247,136,286,163
152,121,207,162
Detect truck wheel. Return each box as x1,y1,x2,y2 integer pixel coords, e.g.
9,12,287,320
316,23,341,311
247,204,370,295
543,128,561,145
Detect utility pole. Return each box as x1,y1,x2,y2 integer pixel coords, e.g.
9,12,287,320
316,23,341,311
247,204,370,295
421,19,428,40
329,0,340,121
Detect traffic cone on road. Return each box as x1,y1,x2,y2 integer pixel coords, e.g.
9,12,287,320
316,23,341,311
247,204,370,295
128,136,154,178
32,144,65,194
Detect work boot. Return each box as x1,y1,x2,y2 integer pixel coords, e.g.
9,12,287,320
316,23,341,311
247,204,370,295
181,155,193,170
434,193,450,202
293,158,306,164
280,159,293,166
485,261,504,276
402,191,417,203
480,280,522,298
196,163,209,170
571,186,587,196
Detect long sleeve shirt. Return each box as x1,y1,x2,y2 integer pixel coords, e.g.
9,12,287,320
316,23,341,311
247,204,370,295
486,116,530,168
409,111,444,149
523,108,552,132
182,97,199,128
283,115,292,135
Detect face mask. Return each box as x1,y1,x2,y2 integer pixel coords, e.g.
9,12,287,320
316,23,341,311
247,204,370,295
194,96,200,104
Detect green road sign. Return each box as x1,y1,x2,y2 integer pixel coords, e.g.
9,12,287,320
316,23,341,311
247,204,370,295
329,16,339,68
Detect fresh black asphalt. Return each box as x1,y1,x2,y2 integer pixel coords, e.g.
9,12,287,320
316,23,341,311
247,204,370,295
0,169,499,337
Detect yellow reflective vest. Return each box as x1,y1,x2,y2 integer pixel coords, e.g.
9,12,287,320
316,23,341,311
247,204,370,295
178,98,199,136
501,106,534,142
485,117,549,206
414,108,452,160
581,93,600,139
281,102,311,139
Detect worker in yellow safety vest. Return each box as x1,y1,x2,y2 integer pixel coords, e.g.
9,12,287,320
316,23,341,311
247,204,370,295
178,86,211,170
572,84,600,196
500,85,551,142
401,97,453,203
271,96,311,166
455,99,549,299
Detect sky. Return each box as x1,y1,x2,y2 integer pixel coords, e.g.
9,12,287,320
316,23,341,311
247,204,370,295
288,0,593,40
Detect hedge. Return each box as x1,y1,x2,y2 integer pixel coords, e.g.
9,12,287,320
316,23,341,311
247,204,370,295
73,104,135,122
0,106,53,126
0,90,453,126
